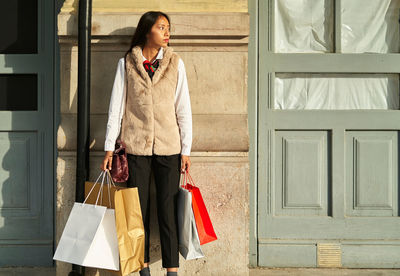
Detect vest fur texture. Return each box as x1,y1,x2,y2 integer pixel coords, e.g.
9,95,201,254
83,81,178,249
120,45,181,156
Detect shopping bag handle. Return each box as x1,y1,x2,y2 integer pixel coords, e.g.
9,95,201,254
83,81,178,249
179,170,187,188
183,170,196,187
105,169,117,188
82,169,115,208
83,169,106,207
180,170,196,188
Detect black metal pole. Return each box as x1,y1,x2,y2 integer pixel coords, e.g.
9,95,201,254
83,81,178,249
69,0,92,275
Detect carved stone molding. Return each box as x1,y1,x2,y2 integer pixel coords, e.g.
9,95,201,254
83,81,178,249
58,12,249,47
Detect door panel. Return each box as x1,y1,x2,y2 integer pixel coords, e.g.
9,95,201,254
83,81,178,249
275,131,330,216
346,131,398,217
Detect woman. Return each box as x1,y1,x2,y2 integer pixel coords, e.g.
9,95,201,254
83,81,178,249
100,11,192,276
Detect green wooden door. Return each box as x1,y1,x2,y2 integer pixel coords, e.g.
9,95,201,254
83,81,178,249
257,0,400,268
0,0,55,266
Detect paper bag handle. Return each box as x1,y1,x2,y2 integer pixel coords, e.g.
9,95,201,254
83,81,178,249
186,171,196,186
180,170,197,189
83,169,115,208
180,170,187,188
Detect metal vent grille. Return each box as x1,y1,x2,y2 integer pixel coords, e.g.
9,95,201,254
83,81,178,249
317,243,341,267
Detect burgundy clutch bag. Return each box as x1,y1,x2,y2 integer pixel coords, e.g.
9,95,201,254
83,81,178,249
110,139,129,183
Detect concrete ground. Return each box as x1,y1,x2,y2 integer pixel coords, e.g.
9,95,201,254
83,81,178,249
0,267,56,276
250,268,400,276
0,267,399,275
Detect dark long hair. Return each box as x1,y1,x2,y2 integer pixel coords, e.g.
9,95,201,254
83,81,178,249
124,11,171,60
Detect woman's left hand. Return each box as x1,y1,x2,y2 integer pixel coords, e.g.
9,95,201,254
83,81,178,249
181,155,191,172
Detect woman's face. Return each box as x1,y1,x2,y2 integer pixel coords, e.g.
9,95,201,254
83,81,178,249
146,16,170,48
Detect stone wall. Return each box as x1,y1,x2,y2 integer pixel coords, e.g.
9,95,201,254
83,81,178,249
56,8,249,276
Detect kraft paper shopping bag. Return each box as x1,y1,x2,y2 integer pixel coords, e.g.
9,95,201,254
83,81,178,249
114,183,146,275
85,170,145,276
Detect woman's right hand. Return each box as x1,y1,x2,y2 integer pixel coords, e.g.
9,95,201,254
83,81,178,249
101,151,114,171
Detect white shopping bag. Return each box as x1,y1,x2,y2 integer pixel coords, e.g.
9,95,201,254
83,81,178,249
53,170,120,270
177,185,205,260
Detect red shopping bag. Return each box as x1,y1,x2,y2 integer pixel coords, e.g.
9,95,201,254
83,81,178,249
182,171,217,245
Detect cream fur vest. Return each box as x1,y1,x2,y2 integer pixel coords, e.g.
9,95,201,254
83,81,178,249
120,45,181,156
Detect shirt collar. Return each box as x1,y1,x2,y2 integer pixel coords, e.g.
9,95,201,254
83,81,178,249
141,47,164,62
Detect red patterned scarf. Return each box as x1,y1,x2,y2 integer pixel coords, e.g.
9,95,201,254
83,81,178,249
143,59,160,79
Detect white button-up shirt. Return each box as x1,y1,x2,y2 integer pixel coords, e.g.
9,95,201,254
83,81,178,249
104,47,193,155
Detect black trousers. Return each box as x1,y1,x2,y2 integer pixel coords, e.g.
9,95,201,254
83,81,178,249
126,153,181,268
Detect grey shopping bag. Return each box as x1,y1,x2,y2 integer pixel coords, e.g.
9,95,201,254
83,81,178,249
177,185,205,260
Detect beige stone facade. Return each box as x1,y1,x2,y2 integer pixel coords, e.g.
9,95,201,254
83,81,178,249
56,2,249,275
